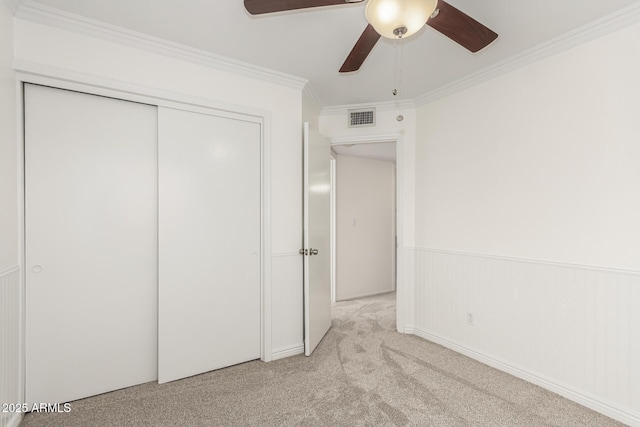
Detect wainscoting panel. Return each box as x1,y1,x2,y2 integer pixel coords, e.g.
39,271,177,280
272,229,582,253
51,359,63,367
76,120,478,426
271,252,303,359
0,267,21,427
410,248,640,426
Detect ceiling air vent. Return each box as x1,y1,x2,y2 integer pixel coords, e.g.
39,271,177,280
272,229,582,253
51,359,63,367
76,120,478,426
348,108,375,128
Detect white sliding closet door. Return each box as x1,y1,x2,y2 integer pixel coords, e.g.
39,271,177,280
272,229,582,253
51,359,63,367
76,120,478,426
25,84,158,404
158,107,261,384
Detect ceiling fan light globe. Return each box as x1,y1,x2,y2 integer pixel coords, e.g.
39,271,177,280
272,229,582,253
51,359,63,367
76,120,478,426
365,0,437,39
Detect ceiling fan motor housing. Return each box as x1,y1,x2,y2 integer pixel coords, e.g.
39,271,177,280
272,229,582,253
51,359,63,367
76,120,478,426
393,26,408,38
365,0,438,39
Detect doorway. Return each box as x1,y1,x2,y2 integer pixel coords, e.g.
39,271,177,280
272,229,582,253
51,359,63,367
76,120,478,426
331,142,397,303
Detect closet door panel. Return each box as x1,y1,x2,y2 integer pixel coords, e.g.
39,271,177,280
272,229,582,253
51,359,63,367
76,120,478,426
158,107,261,384
25,84,158,404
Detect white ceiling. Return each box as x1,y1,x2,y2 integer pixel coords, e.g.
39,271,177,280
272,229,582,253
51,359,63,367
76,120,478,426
21,0,640,107
333,142,396,163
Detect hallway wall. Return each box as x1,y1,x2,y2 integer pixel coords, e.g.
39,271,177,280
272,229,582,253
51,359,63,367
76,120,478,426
336,154,395,301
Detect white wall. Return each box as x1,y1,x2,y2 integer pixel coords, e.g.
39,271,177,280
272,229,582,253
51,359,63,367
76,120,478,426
412,20,640,425
336,154,395,300
302,89,320,130
12,18,304,359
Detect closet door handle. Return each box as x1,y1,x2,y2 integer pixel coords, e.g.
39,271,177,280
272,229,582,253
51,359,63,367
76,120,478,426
309,248,318,256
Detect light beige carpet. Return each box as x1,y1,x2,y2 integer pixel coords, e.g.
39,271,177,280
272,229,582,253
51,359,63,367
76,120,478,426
22,292,623,426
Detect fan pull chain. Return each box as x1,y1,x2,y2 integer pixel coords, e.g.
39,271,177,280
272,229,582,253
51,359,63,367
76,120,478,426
393,39,404,122
393,39,399,97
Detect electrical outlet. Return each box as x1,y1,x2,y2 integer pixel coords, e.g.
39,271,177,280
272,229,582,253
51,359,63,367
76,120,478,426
466,312,474,326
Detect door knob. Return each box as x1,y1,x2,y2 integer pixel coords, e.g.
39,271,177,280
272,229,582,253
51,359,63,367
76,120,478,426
309,248,318,256
299,249,308,256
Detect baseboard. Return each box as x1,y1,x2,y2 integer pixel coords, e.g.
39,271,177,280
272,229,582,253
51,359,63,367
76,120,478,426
271,344,304,361
336,289,395,302
407,327,640,427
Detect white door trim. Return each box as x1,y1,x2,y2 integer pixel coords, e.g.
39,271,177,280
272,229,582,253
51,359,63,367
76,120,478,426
329,152,337,304
330,133,407,333
15,67,274,397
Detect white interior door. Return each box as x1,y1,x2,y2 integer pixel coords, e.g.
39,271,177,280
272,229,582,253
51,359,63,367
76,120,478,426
158,107,261,383
25,84,158,404
303,122,332,356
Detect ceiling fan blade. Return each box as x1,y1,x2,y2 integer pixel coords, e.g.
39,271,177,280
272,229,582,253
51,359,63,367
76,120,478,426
339,24,381,73
427,0,498,52
244,0,363,15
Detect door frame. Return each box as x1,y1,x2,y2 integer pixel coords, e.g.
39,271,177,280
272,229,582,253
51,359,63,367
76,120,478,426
329,151,337,303
330,133,407,333
16,69,274,403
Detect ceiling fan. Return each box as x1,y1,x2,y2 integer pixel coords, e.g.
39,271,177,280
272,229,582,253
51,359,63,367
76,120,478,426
244,0,498,73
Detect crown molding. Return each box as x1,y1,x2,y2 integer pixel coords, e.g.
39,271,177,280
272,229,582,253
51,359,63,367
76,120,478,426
14,59,271,120
320,98,416,116
14,0,308,91
415,1,640,107
3,0,21,14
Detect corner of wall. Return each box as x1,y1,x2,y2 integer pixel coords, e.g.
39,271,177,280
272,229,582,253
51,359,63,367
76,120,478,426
2,0,20,15
302,84,321,130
